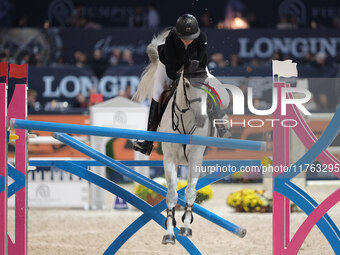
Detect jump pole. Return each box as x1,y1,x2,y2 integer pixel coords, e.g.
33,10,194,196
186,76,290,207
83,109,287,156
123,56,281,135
11,119,267,151
53,132,247,237
27,159,258,254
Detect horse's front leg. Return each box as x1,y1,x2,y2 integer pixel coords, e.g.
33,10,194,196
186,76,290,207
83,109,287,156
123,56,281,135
162,145,179,245
179,145,205,237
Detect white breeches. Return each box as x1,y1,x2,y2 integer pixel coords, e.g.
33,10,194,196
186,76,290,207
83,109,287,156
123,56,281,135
153,60,171,102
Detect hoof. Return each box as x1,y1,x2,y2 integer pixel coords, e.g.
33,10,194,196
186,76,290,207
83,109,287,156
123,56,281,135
179,227,192,237
162,234,175,245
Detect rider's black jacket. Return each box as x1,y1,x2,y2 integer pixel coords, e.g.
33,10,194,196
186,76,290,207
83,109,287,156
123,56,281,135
158,28,208,81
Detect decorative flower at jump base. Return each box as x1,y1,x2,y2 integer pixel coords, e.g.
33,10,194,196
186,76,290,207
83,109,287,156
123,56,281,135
227,188,271,213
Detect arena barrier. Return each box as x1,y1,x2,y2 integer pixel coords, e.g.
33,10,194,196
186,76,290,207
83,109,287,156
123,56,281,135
1,62,340,254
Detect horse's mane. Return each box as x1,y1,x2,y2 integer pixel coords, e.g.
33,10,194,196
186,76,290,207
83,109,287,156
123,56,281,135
132,28,171,103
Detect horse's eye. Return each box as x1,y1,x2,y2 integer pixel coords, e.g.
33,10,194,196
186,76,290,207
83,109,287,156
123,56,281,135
185,82,190,88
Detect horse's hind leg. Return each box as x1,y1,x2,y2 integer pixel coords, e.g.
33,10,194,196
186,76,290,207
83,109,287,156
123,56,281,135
179,145,205,237
162,148,179,245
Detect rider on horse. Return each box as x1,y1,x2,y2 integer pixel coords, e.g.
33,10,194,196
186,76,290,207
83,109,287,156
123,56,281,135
133,14,230,156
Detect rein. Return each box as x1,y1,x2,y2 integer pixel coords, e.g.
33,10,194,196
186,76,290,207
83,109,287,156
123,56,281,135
171,74,206,162
171,75,201,136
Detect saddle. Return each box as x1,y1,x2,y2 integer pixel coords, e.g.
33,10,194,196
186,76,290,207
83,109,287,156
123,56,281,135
158,84,177,124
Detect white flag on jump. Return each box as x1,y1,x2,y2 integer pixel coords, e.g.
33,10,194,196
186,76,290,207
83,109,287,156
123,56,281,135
272,60,298,78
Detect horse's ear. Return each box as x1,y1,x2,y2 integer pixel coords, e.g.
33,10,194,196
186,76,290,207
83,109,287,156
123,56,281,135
183,77,190,86
184,60,199,73
184,60,207,76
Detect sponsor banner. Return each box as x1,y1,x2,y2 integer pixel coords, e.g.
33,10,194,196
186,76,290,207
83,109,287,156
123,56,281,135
58,28,340,63
27,66,339,110
28,66,141,106
2,28,340,66
204,28,340,60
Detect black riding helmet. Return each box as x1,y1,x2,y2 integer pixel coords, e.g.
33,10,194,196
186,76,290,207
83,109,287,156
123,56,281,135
175,14,200,40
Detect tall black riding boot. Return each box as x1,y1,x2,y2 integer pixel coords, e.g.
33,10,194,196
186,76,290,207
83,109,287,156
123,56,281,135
133,99,159,155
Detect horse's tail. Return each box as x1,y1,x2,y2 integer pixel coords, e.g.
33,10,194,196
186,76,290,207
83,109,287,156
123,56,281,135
132,28,171,103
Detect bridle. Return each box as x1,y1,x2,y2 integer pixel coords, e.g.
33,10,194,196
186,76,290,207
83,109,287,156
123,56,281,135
171,74,202,136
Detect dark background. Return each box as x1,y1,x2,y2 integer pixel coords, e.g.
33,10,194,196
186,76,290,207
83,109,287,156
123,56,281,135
3,0,340,28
